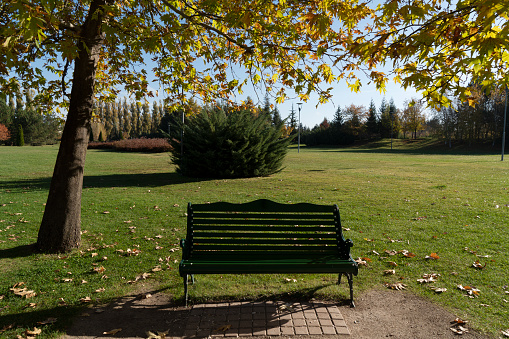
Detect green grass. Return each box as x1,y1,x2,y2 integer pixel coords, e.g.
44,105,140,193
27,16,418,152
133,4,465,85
1,141,509,337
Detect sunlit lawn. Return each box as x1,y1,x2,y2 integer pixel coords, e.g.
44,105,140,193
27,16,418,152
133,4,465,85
0,140,508,337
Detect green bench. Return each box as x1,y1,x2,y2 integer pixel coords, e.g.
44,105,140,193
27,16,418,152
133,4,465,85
179,199,358,307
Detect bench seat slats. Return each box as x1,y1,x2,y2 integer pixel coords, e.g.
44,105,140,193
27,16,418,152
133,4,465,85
191,200,332,213
192,225,336,232
192,219,335,226
192,231,337,239
193,239,337,245
192,212,333,220
179,199,358,307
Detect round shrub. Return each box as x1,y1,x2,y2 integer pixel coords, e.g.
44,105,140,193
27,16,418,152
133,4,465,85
170,107,292,178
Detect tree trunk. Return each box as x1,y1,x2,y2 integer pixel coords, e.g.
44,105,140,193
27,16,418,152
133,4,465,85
36,0,107,253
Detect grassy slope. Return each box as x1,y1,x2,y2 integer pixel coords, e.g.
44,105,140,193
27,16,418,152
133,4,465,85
0,141,508,337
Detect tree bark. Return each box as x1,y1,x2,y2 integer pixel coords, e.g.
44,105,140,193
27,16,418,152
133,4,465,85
37,0,107,253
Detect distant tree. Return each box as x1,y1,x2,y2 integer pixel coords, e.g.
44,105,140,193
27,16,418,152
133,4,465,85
401,99,426,139
272,106,283,127
16,124,24,146
0,124,10,143
331,107,343,129
366,99,379,138
287,105,297,133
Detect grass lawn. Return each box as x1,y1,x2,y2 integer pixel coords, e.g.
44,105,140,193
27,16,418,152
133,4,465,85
0,140,508,338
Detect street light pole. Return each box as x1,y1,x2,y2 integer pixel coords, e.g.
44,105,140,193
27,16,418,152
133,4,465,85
502,86,508,161
297,102,302,153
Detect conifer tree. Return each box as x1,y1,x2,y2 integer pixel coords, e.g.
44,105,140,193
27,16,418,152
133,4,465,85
170,107,291,178
272,106,283,126
141,101,151,136
103,102,113,139
366,99,379,138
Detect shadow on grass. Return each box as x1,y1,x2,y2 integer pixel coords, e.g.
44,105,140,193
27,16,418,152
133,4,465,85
0,172,206,192
0,244,37,259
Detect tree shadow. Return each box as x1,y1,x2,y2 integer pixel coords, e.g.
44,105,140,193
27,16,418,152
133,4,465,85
0,244,37,259
0,172,208,192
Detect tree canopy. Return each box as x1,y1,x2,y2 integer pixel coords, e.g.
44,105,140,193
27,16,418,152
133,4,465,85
1,0,507,252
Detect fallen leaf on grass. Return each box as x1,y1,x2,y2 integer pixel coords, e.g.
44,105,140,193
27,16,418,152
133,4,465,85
354,257,367,266
80,297,92,303
11,286,37,299
25,327,41,336
417,273,441,284
425,252,440,260
95,288,105,293
93,266,106,274
23,303,37,309
0,324,14,333
430,287,447,293
457,285,480,298
502,329,509,337
103,328,122,335
383,270,395,275
384,282,407,290
387,261,398,267
472,261,486,269
284,278,297,283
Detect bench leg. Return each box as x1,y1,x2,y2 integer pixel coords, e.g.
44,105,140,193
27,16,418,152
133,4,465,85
337,273,342,285
184,275,189,307
346,273,355,308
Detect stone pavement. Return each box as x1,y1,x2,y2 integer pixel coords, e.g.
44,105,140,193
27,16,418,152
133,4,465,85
184,301,350,337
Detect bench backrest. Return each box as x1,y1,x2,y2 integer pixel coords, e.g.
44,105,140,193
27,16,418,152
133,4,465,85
185,199,353,259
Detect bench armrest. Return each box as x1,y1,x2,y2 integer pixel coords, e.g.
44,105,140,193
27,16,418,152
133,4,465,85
180,238,190,259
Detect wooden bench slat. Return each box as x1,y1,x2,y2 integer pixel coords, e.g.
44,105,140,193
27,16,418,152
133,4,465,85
192,219,335,226
192,212,333,220
192,231,337,238
193,238,337,245
192,225,336,232
192,244,337,251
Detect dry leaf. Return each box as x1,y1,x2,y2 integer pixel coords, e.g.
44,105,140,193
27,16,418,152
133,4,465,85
450,326,469,335
383,269,395,275
23,303,37,309
102,211,110,214
354,257,367,266
214,324,232,332
385,250,398,256
93,266,106,274
147,330,169,339
430,287,447,293
37,318,57,325
425,252,440,260
11,287,37,298
284,278,297,283
0,324,14,333
26,327,41,336
95,288,106,293
384,282,407,290
103,328,122,335
80,296,92,303
417,273,440,284
152,266,162,272
387,261,398,266
91,253,98,257
502,329,509,337
472,261,486,269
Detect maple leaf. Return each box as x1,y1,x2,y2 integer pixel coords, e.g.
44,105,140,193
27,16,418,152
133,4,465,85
430,287,447,293
425,252,440,260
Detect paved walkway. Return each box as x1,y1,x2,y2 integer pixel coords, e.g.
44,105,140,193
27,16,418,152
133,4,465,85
184,301,350,337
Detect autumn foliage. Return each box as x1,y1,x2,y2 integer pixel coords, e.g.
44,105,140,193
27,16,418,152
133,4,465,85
0,123,10,142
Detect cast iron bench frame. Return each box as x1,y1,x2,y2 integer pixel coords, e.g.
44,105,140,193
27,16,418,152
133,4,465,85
179,199,358,306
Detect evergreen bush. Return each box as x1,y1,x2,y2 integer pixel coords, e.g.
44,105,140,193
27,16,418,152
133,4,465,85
169,107,292,178
17,124,25,146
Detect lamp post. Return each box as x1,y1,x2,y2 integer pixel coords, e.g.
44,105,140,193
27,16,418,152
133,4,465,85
297,102,302,153
502,86,508,161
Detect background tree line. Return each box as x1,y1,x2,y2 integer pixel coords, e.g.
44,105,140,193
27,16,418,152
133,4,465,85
0,91,61,146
